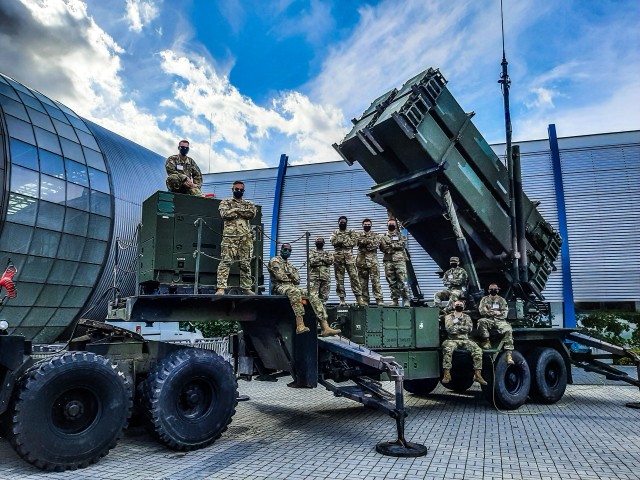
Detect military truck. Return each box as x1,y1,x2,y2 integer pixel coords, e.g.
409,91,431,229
1,68,639,472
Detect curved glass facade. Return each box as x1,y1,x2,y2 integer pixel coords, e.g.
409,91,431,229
0,73,113,342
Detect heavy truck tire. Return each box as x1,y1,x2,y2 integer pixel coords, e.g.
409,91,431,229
481,350,531,410
404,378,439,396
8,352,132,471
527,347,567,404
442,350,475,392
141,348,237,450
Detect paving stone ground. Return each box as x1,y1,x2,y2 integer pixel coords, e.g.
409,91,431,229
0,368,638,480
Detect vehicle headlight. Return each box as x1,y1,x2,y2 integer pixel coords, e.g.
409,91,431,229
0,320,8,331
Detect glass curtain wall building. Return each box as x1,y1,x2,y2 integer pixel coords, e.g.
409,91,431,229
0,73,166,342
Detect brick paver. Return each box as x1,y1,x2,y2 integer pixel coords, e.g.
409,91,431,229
0,369,638,480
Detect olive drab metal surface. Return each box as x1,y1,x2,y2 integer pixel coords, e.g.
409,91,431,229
138,191,264,291
334,68,561,300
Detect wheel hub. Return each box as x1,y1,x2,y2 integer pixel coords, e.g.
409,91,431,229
63,400,85,420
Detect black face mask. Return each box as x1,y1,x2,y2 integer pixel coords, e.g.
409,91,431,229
388,224,396,231
233,189,244,199
450,263,458,268
281,249,291,259
179,146,189,156
363,225,371,232
454,305,464,312
315,242,324,249
489,289,499,296
338,222,347,231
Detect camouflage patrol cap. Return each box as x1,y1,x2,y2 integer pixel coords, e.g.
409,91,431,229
449,256,460,263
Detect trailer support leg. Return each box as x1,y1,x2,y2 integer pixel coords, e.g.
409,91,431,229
375,363,428,458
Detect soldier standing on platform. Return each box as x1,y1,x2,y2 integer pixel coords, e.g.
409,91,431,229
165,140,203,196
309,237,333,304
268,243,340,336
379,218,410,307
433,256,468,306
215,181,256,295
356,219,383,305
330,216,364,306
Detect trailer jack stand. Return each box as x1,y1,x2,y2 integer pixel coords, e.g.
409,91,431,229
376,367,428,458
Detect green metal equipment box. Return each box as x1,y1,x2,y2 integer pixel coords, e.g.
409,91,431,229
138,191,264,292
328,305,441,380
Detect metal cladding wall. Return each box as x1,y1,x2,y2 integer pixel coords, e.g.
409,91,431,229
82,120,166,320
558,132,640,301
203,130,640,305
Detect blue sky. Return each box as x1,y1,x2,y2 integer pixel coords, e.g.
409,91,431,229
0,0,638,172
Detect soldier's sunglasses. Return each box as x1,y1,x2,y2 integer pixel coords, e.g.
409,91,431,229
233,188,245,193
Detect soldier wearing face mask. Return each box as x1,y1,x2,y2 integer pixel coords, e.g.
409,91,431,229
356,218,383,306
477,283,514,364
165,140,203,196
379,218,410,307
441,300,487,385
433,256,468,307
268,243,340,336
309,237,333,304
216,180,257,295
329,216,364,306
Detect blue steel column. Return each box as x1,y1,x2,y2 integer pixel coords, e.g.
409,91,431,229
548,124,576,327
269,154,288,292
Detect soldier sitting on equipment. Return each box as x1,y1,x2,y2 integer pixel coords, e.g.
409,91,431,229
433,256,468,307
478,283,514,364
442,300,487,385
268,243,341,337
165,139,203,196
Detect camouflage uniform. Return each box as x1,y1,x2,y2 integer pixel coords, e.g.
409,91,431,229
309,249,333,303
477,294,514,351
216,197,257,290
434,266,468,304
329,228,362,299
442,312,483,370
379,231,409,302
165,155,203,196
356,231,383,304
268,256,328,322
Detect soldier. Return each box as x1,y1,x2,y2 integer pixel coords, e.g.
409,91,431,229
268,243,341,336
433,256,468,306
477,283,514,364
379,218,410,307
329,216,364,306
165,140,203,196
356,219,383,305
309,237,333,304
441,300,487,385
215,181,257,295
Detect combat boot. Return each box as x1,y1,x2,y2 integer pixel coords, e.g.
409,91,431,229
473,370,487,385
339,297,346,306
442,369,452,383
215,288,225,295
356,296,367,306
376,299,384,306
295,316,310,334
241,289,254,295
402,297,410,308
481,339,492,349
506,351,514,365
389,299,399,307
319,319,341,337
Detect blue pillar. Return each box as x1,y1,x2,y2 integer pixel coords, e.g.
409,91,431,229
548,124,576,327
268,154,288,292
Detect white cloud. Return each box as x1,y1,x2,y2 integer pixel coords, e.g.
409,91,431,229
125,0,160,33
526,87,558,110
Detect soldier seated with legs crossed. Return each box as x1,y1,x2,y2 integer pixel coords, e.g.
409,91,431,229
442,300,487,385
268,243,341,337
